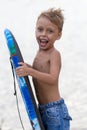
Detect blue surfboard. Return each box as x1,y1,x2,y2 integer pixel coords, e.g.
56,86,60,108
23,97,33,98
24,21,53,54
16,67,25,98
4,29,45,130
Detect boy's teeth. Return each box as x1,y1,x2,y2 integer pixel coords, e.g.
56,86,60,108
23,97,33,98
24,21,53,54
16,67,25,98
40,39,48,43
40,40,48,47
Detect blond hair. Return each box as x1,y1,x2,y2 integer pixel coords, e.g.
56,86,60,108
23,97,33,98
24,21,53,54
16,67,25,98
37,8,64,32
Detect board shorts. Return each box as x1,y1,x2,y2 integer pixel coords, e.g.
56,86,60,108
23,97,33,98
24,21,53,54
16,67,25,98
39,98,72,130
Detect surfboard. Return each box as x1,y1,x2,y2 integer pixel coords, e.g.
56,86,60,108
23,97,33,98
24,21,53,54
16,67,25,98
4,29,45,130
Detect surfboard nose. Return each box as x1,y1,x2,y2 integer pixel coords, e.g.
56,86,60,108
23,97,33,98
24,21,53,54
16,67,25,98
4,29,16,55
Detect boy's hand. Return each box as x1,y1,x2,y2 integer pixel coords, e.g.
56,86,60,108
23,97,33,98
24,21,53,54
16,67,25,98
16,62,31,77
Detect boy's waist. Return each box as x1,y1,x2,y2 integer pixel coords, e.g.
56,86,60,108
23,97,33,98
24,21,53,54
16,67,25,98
39,98,64,110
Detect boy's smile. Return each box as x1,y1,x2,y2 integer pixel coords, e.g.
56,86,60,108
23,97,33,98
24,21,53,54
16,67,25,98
36,16,61,50
39,37,49,48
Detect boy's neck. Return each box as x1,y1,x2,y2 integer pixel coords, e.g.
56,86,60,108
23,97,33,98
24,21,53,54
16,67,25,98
39,46,55,53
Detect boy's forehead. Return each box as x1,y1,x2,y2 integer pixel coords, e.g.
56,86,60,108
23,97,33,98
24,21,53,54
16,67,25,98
37,16,49,21
36,16,58,28
37,16,53,25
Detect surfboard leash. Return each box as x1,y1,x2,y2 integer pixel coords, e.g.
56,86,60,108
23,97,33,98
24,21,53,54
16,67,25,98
10,57,26,130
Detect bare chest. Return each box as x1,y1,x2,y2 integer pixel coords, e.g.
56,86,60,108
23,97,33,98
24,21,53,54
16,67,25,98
33,54,50,73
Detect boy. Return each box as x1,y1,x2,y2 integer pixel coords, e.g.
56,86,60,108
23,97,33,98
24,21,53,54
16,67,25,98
16,8,72,130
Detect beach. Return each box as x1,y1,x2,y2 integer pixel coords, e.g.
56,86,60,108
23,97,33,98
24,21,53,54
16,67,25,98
0,0,87,129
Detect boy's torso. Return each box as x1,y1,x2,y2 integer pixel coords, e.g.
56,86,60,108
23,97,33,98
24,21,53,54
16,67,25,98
32,48,61,104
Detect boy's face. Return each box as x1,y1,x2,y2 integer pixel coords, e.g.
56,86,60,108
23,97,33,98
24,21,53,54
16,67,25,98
35,16,62,50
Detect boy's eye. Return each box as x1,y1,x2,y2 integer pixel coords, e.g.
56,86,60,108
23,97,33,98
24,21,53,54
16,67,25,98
47,29,53,33
37,27,43,32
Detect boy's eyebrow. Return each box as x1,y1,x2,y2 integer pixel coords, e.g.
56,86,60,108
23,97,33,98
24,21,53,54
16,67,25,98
36,26,43,29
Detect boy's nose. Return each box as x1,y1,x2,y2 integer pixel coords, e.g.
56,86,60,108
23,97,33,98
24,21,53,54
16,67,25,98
42,31,47,36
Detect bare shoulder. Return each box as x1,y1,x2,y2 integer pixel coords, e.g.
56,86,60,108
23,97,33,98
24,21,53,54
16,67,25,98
51,48,61,60
50,48,61,68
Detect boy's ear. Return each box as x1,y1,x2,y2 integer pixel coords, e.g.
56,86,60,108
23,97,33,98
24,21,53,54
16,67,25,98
57,32,62,40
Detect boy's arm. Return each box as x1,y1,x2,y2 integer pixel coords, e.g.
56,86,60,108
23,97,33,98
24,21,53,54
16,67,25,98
16,51,61,85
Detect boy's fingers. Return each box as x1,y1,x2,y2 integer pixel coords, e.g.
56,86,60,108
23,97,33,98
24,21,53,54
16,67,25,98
16,66,23,71
18,62,24,66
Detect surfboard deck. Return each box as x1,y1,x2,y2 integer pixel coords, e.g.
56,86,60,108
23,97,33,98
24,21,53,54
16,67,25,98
4,29,45,130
